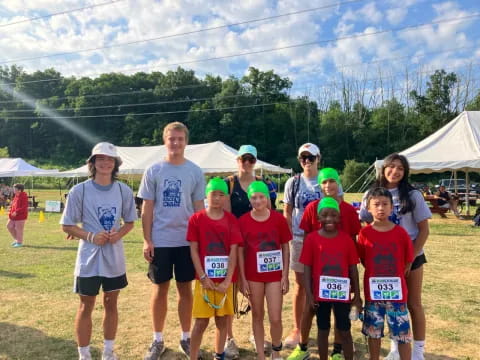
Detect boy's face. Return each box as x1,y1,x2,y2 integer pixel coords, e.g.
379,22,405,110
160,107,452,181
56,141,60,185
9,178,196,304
249,192,268,210
320,179,338,197
207,190,226,209
164,129,187,157
317,207,340,231
368,195,393,221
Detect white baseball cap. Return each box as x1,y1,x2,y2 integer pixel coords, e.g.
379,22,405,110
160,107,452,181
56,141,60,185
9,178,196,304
87,142,122,165
298,143,320,157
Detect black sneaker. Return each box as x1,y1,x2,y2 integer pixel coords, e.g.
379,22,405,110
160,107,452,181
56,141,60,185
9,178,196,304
179,338,191,357
144,340,165,360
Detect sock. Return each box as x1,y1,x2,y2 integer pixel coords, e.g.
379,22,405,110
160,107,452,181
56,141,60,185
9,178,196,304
390,339,399,353
181,331,190,341
104,339,114,353
299,343,308,352
78,345,91,357
153,332,163,342
413,340,425,359
332,342,342,355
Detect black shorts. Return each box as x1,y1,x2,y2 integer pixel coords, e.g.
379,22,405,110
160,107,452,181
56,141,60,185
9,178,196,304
148,246,195,284
75,274,128,296
316,301,351,331
411,253,427,271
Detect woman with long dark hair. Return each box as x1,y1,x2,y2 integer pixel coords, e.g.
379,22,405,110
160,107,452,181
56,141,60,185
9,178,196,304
359,153,431,360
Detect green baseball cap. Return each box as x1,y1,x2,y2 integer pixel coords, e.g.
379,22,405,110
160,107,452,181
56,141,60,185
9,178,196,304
205,177,228,196
247,181,269,199
317,197,340,214
318,167,341,186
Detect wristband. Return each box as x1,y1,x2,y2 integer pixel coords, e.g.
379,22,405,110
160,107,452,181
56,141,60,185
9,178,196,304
90,232,96,243
86,232,92,243
200,274,207,280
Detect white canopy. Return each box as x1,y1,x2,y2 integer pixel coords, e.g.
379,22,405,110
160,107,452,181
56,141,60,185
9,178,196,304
375,111,480,174
58,141,291,177
0,158,59,177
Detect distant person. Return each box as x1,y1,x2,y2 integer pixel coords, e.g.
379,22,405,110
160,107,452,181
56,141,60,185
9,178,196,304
434,185,463,219
421,186,432,197
266,178,278,210
358,188,414,360
139,122,205,360
7,183,28,248
187,178,242,360
359,154,431,360
60,142,137,360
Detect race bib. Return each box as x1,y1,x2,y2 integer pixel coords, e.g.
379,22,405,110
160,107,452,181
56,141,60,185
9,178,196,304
256,250,283,273
205,256,229,279
369,277,403,300
319,276,350,301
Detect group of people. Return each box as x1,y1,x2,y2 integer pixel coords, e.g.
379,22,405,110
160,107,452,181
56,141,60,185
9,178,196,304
60,121,431,360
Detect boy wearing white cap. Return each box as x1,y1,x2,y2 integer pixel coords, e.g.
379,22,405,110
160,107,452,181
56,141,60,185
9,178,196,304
61,142,137,360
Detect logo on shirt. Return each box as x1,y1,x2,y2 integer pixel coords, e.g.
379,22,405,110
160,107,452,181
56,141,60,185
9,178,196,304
320,252,343,277
257,230,279,251
163,178,182,207
300,190,321,209
98,206,117,231
206,231,227,255
372,242,397,276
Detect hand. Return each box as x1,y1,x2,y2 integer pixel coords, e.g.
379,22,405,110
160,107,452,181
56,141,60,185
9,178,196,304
216,280,230,294
352,294,363,310
281,275,289,295
404,263,412,278
306,294,317,310
108,230,121,244
12,211,17,217
241,280,251,298
201,277,215,291
143,241,154,263
92,231,109,246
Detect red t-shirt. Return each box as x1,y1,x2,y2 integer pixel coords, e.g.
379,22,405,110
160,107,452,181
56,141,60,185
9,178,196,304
9,191,28,220
299,230,359,302
300,199,361,239
357,224,414,302
187,210,243,283
239,210,292,282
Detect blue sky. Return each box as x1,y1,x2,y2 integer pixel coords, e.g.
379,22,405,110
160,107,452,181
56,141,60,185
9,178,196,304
0,0,479,102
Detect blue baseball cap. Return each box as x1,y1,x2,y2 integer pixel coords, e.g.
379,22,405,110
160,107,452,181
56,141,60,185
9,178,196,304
238,145,257,158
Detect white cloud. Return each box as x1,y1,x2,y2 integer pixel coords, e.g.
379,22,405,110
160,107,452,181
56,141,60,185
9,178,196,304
386,7,407,25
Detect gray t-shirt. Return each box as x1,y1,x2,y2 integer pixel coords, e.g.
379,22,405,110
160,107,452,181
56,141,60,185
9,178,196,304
359,187,432,253
60,180,137,278
138,159,205,247
284,173,345,237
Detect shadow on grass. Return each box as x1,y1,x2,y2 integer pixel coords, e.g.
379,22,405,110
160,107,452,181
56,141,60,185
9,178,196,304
0,270,35,279
0,322,98,359
23,244,77,251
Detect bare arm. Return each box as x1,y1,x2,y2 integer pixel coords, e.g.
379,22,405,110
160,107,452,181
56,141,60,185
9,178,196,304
303,264,315,310
217,244,238,293
224,194,232,213
413,219,429,256
190,241,215,290
348,264,362,309
281,242,290,294
62,225,109,246
141,199,154,262
193,199,205,212
283,203,293,233
237,245,249,296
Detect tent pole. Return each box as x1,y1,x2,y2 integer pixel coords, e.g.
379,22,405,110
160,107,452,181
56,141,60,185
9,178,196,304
466,171,470,216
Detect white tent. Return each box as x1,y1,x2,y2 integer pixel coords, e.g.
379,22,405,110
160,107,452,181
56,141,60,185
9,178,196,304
58,141,291,177
374,111,480,174
0,158,59,177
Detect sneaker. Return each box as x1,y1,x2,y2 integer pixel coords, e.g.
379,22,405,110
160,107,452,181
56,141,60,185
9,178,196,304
179,338,191,357
330,354,344,360
12,242,23,248
224,338,240,359
102,350,119,360
284,330,300,349
79,354,92,360
10,241,17,246
383,351,400,360
287,345,310,360
144,340,166,360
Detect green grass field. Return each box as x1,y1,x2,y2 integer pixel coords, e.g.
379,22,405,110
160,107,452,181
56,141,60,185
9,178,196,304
0,190,479,359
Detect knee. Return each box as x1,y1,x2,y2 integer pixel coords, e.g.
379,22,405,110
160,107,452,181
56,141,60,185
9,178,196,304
269,318,282,330
78,300,95,316
252,310,265,322
103,295,118,312
194,319,209,332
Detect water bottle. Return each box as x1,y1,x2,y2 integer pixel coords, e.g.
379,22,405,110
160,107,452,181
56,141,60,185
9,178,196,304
349,305,359,321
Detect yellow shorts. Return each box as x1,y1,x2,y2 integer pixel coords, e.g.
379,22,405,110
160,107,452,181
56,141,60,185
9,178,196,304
192,280,235,318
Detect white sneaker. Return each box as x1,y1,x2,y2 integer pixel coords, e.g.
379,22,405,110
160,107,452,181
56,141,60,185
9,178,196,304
383,350,400,360
102,350,119,360
224,338,240,359
79,353,92,360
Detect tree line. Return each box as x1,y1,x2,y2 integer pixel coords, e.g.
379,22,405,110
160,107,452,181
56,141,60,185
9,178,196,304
1,64,479,185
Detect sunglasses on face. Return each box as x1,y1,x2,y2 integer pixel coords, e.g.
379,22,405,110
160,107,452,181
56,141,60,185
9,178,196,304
299,154,317,163
241,155,256,164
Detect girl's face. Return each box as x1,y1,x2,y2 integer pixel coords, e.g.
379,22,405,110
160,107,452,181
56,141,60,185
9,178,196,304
13,187,20,194
320,179,338,197
250,192,268,210
207,191,226,209
317,208,339,231
368,196,393,221
299,152,319,172
237,154,256,173
94,155,116,176
383,159,405,187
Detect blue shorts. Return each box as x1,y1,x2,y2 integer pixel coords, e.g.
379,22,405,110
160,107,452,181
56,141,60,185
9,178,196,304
362,301,412,344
